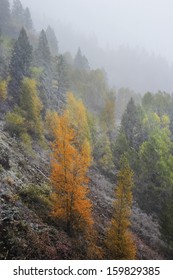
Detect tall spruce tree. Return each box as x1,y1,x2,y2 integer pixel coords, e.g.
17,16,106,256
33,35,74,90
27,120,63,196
24,7,33,30
0,0,11,35
35,30,51,69
34,30,52,110
11,0,24,28
121,98,144,150
74,48,90,70
46,25,58,56
9,27,32,103
56,55,69,98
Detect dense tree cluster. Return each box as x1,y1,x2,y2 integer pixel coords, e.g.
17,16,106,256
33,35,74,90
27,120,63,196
1,0,173,260
114,92,173,254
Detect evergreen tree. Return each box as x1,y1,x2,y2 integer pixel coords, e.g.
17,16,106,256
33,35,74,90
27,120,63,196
160,190,173,254
106,156,136,259
35,30,51,69
34,30,52,110
74,48,90,70
50,54,69,111
56,55,69,101
139,113,173,214
9,27,32,103
24,7,33,30
0,0,11,35
121,98,144,150
46,25,58,56
11,0,24,28
100,90,116,138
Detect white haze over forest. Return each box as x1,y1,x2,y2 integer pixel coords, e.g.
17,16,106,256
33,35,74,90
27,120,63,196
16,0,173,94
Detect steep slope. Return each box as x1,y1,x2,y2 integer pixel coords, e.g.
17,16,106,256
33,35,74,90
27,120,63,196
0,121,166,259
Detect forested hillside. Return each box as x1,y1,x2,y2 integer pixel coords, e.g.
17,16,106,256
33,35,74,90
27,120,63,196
0,0,173,260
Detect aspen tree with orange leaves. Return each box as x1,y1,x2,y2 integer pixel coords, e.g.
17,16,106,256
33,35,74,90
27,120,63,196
106,156,136,259
50,106,93,235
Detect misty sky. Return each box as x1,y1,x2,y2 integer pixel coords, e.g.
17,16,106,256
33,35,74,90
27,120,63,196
19,0,173,63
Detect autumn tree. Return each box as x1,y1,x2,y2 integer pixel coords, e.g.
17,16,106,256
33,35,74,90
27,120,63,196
20,77,43,138
106,156,136,259
66,92,91,146
6,78,43,143
0,79,7,101
94,131,114,171
50,110,93,235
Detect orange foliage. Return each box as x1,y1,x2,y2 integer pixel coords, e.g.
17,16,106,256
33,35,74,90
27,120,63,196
50,111,93,235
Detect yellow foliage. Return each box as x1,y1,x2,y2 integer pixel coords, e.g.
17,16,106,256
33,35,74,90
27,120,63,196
20,77,43,137
0,80,7,101
50,110,93,235
21,132,32,150
161,115,170,127
67,92,91,146
106,157,136,259
45,110,60,139
5,109,25,136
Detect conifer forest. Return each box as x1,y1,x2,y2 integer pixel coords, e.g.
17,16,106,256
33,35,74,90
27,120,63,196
0,0,173,260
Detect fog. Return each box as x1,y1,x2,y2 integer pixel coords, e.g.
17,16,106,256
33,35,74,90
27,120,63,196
18,0,173,93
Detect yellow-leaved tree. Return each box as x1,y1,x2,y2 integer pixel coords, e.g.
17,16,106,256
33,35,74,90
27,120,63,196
50,109,93,235
106,156,136,259
0,80,7,101
67,92,91,146
20,77,43,138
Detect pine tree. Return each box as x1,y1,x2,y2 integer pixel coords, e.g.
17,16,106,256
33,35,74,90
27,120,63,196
0,0,11,35
9,27,32,103
121,98,144,150
46,25,58,56
106,156,136,259
24,7,33,30
54,54,69,107
50,110,93,235
160,190,173,253
35,30,51,69
139,113,173,214
74,48,90,70
34,30,52,110
11,0,24,28
100,90,116,138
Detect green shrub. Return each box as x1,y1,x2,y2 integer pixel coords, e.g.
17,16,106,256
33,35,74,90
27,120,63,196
19,184,52,217
21,132,32,150
5,108,25,136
